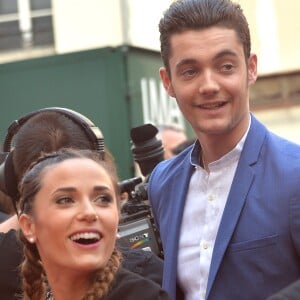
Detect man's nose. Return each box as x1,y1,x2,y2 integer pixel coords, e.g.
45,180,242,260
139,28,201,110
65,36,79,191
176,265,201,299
198,70,219,95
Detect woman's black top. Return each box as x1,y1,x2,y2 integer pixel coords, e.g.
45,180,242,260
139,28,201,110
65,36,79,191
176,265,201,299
106,267,170,300
0,229,23,300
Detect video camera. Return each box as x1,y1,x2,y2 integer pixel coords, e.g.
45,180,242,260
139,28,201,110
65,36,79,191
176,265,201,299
118,124,164,258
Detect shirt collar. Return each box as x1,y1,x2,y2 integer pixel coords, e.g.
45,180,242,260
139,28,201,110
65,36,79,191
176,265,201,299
190,117,251,167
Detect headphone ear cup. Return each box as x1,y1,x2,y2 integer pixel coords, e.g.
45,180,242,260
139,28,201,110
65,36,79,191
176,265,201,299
0,152,8,195
0,151,19,201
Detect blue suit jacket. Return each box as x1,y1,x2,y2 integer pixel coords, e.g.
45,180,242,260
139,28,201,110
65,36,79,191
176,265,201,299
148,115,300,300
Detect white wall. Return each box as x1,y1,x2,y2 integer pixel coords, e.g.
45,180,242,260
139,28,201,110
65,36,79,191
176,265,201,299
52,0,123,53
52,0,171,54
254,107,300,145
238,0,300,75
124,0,171,51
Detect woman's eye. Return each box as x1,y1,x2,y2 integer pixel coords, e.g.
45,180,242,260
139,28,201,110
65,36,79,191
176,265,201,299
94,194,113,205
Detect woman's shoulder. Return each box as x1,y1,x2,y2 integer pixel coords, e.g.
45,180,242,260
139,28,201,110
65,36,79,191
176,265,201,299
106,267,171,300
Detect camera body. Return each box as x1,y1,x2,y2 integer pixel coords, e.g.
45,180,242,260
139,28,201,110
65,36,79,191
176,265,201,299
118,178,163,257
117,124,164,257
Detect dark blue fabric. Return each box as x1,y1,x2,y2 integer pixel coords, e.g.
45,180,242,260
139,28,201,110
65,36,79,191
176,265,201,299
0,211,10,223
267,279,300,300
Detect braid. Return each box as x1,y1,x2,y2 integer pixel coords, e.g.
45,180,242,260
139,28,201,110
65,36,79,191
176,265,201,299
84,248,122,300
18,238,122,300
19,231,47,300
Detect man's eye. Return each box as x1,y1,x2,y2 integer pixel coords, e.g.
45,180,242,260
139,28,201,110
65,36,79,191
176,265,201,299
182,69,196,77
56,197,73,205
221,63,234,72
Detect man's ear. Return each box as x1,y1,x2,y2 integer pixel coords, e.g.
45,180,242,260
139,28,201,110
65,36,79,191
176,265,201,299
248,54,258,86
19,214,36,242
159,67,175,97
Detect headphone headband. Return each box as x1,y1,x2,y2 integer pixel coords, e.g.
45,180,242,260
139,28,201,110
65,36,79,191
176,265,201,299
3,107,105,158
0,107,105,207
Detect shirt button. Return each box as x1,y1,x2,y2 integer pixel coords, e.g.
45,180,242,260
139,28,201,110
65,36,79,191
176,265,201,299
208,194,215,201
203,242,209,249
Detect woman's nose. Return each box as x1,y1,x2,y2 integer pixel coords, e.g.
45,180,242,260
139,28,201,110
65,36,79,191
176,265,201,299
77,200,99,223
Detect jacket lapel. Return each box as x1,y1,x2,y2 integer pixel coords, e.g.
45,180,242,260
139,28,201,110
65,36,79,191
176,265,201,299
206,115,267,298
164,154,195,294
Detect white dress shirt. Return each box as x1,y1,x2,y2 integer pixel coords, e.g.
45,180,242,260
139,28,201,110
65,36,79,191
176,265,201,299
177,125,250,300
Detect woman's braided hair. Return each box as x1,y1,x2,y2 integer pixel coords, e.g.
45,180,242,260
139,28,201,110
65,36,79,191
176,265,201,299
84,248,122,300
19,234,122,300
18,149,122,300
18,235,47,300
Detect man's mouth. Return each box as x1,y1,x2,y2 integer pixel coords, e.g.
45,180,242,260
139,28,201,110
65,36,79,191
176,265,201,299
199,101,226,109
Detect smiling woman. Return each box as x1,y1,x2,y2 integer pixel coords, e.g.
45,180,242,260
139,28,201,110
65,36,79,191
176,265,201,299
17,148,170,300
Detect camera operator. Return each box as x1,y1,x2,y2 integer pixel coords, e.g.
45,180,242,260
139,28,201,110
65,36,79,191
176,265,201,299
0,108,164,299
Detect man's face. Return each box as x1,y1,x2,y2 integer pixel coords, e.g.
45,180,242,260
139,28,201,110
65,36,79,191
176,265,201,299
160,27,257,145
161,129,187,159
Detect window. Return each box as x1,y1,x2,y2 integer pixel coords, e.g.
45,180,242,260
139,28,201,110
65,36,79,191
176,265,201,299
0,0,53,52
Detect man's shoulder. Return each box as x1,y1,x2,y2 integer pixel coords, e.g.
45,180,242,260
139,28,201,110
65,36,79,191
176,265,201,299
266,130,300,159
251,114,300,156
151,147,191,180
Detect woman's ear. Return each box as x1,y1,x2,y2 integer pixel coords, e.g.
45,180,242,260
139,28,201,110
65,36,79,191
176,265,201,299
19,214,36,243
159,67,176,97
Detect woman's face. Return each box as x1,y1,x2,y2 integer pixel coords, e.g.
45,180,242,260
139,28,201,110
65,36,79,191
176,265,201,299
19,157,119,276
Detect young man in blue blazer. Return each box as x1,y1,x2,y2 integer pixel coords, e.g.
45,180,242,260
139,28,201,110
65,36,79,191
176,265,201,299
148,0,300,299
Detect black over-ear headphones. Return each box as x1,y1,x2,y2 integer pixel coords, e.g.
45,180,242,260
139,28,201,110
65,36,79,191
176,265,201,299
0,107,105,208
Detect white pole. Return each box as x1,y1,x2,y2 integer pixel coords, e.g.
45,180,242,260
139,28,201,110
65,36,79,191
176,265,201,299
17,0,32,48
